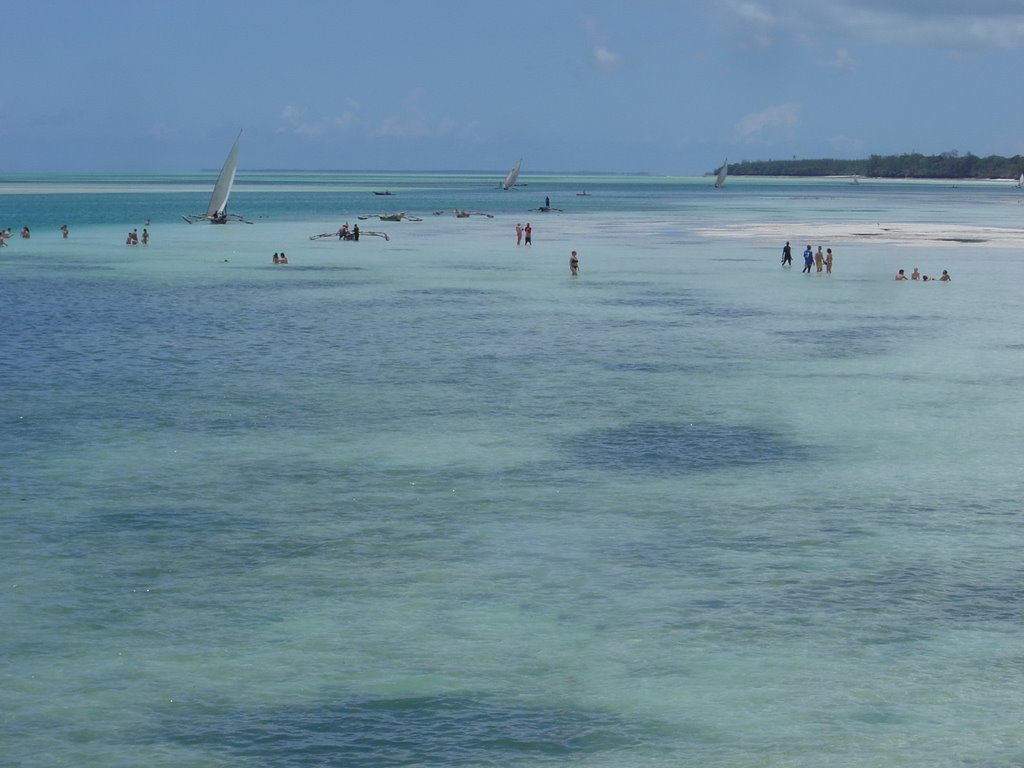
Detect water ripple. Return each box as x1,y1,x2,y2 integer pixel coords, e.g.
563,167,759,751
157,694,660,766
567,421,812,474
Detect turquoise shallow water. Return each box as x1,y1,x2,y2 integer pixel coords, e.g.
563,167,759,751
3,173,1024,767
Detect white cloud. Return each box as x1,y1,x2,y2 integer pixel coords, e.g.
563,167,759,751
279,94,476,143
821,47,857,71
581,15,624,72
730,1,776,26
371,89,480,140
734,102,802,142
373,116,423,138
592,45,624,72
278,102,360,138
712,0,1024,51
709,0,797,47
828,134,867,154
372,115,478,140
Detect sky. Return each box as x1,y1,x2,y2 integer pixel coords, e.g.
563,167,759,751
4,0,1024,174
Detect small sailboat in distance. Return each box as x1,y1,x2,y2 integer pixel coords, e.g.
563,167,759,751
714,158,728,188
183,130,249,223
501,159,522,190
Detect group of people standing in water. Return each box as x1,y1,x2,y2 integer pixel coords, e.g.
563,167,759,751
1,226,32,244
125,228,149,245
896,267,950,281
781,241,834,274
782,240,951,281
1,224,71,245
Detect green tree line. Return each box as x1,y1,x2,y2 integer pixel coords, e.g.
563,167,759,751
724,152,1024,179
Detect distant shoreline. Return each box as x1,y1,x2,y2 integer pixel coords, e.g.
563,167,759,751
727,174,1022,183
724,153,1024,181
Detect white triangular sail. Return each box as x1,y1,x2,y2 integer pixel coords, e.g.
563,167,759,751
206,131,241,217
714,158,728,188
502,159,521,190
1018,172,1023,188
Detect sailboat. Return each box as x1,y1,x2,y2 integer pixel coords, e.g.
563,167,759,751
183,130,248,223
713,158,728,188
1017,172,1023,188
501,159,522,190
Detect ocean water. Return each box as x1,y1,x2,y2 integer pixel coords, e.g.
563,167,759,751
3,173,1024,767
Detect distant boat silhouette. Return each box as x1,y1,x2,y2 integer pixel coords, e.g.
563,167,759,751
501,159,522,190
714,158,728,188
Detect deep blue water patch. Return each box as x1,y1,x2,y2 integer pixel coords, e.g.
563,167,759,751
153,694,665,766
776,312,933,359
567,421,812,474
587,280,658,291
599,290,768,323
272,264,367,274
441,262,522,272
944,575,1024,623
689,299,768,321
396,287,510,302
776,323,904,358
601,361,681,374
597,292,699,312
